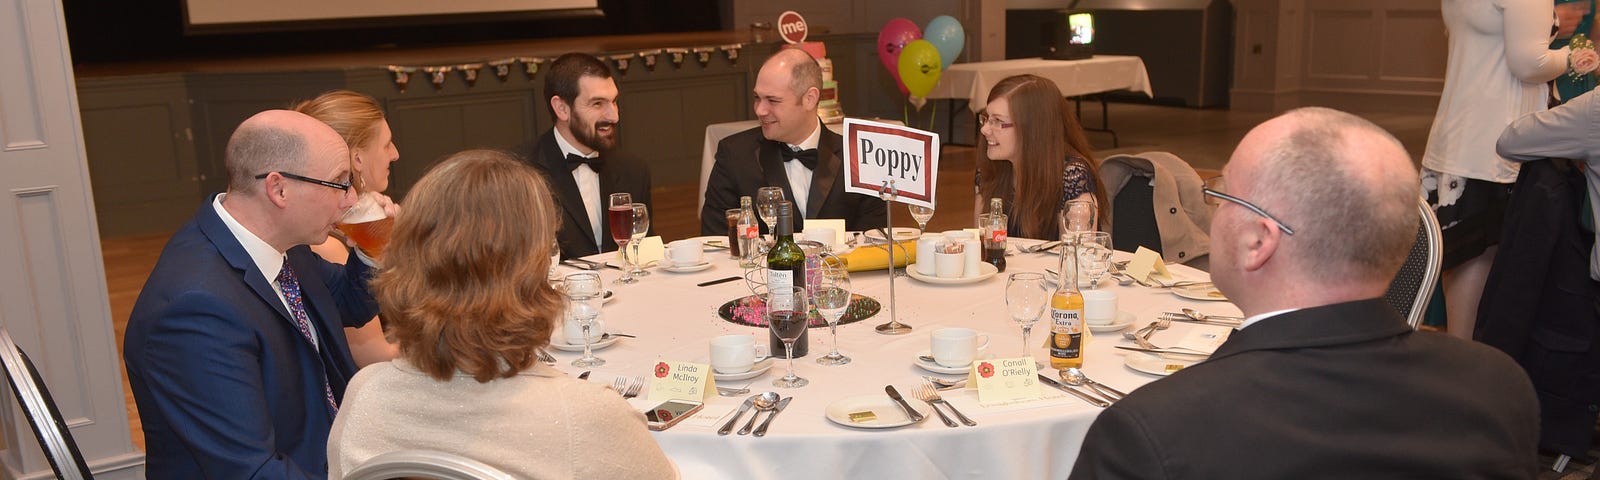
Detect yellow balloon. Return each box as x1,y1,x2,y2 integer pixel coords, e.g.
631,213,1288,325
897,40,943,98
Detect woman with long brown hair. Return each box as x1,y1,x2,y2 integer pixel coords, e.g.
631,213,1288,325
294,90,401,366
327,150,676,478
974,74,1109,240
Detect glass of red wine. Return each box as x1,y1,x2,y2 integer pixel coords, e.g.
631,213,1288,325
608,193,636,285
768,286,810,388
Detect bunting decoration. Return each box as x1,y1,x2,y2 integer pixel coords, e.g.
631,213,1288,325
381,43,744,90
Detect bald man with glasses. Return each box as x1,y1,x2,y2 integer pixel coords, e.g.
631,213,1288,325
125,110,382,479
1069,108,1538,479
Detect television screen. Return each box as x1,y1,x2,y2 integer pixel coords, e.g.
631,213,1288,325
1068,12,1095,45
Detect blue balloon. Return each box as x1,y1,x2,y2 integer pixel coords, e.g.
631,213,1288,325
924,15,965,69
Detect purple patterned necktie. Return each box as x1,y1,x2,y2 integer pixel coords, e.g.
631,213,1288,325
275,258,338,415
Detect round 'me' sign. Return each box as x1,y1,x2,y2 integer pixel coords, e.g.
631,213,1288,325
778,11,808,44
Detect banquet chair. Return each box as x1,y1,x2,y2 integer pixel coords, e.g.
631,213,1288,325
1382,198,1442,329
344,450,515,480
0,327,93,480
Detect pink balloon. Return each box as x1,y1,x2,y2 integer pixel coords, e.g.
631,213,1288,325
878,18,923,95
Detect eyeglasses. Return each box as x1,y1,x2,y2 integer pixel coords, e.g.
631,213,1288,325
255,171,351,191
1203,186,1295,236
977,114,1014,129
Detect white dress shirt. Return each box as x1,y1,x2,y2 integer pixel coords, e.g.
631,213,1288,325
213,193,319,349
781,121,823,218
554,130,604,250
1237,308,1300,330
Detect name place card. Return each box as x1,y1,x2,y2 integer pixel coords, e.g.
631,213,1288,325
969,356,1041,404
647,360,716,402
1125,246,1174,284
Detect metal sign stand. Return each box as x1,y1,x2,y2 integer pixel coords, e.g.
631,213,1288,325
874,179,913,335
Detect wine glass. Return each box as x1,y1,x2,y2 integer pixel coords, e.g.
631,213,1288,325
563,272,605,367
1059,198,1098,240
627,203,651,278
1005,272,1049,358
548,238,562,283
756,187,785,243
768,286,810,388
608,193,635,284
908,204,935,234
813,266,852,366
1076,231,1114,289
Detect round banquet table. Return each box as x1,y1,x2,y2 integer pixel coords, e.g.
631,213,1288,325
554,237,1241,479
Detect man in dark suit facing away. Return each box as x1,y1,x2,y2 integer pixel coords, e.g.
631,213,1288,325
701,48,885,236
514,52,651,259
1069,107,1539,479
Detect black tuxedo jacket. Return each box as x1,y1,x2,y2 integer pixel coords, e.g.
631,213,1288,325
1070,299,1539,480
700,125,886,236
514,130,652,259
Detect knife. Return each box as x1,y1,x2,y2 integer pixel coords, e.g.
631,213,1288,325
1113,346,1211,358
696,276,743,287
752,396,792,437
718,396,757,435
884,385,925,422
1038,374,1110,407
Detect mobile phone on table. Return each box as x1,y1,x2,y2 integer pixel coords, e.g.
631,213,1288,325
644,399,704,431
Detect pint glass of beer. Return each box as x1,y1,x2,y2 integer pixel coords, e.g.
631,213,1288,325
338,193,394,259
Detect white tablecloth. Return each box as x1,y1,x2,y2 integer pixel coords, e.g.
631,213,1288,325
925,55,1154,111
557,237,1238,479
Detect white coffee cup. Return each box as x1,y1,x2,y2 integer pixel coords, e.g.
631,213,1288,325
942,230,976,242
563,309,606,345
930,327,990,368
803,227,837,247
1083,290,1119,325
710,334,766,374
934,248,964,278
665,239,704,266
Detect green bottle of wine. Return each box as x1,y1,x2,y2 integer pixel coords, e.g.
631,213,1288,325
766,201,808,358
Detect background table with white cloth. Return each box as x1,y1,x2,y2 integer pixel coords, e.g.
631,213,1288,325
925,55,1153,148
555,236,1237,479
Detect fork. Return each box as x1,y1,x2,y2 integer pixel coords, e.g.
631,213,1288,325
624,376,644,399
1123,319,1170,349
918,380,977,427
911,382,957,427
611,377,627,395
537,349,557,365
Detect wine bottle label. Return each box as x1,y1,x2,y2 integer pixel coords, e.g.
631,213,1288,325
768,269,795,311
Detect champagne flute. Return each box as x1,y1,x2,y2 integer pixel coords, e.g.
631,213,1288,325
628,203,651,278
813,266,852,366
908,204,935,235
608,193,635,284
756,187,785,244
564,272,605,367
768,286,810,388
1005,272,1049,358
1076,231,1114,289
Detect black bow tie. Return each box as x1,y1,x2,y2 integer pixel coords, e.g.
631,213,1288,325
566,153,604,172
780,147,819,170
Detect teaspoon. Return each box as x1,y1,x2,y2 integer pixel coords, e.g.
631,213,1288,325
1060,368,1126,401
737,392,780,435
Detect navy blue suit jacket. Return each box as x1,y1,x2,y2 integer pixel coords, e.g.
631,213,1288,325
124,196,379,479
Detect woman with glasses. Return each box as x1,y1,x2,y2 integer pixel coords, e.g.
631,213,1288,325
328,150,677,479
294,90,402,367
974,74,1110,240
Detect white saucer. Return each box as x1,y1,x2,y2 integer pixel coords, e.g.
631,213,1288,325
602,290,616,304
914,350,994,375
1172,284,1227,301
825,394,930,429
711,357,775,382
906,262,1000,285
658,260,714,273
1124,352,1204,376
863,227,921,244
1087,311,1136,332
548,332,621,352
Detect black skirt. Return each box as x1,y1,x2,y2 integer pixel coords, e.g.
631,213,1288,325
1423,168,1512,269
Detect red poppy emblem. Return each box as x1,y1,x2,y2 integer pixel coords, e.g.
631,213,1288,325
977,362,996,378
654,362,671,378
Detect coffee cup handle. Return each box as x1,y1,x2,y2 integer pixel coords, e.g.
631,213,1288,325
975,335,990,353
754,344,770,360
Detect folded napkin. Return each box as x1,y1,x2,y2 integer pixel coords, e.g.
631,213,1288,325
837,240,916,272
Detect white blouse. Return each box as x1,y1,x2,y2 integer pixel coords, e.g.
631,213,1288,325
1423,0,1569,183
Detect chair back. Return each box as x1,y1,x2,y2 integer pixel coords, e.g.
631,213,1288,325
344,450,516,480
0,327,92,479
1383,199,1443,329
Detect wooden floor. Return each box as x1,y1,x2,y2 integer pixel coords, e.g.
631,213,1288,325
97,102,1598,478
